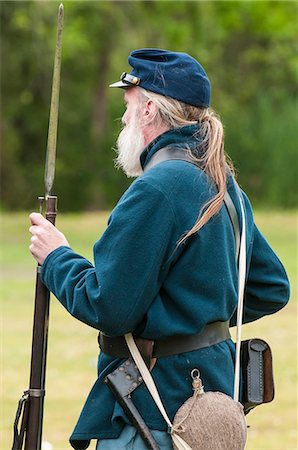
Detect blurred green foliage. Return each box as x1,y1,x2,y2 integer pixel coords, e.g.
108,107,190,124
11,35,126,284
1,1,297,211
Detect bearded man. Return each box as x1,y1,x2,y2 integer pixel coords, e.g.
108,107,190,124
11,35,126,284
29,49,289,450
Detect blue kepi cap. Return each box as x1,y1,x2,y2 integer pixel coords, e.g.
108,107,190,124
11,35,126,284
110,48,211,108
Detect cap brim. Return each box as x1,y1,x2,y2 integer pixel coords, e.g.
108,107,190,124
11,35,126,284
109,80,131,88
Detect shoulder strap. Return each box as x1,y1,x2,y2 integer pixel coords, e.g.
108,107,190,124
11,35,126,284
146,148,248,399
144,147,247,401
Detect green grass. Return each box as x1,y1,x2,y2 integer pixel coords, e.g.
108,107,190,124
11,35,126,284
1,211,297,450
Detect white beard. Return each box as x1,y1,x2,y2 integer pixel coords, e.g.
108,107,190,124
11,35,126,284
115,109,145,178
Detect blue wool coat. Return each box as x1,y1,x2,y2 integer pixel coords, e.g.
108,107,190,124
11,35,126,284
41,125,290,450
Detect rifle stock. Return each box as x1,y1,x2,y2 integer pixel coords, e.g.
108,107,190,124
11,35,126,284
12,197,57,450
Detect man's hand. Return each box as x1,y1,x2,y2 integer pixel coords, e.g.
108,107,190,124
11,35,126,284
29,213,70,265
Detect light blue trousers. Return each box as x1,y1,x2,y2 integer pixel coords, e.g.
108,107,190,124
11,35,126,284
96,424,173,449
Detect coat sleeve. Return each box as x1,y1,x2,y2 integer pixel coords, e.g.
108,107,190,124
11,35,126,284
41,179,178,336
230,222,290,326
243,224,290,323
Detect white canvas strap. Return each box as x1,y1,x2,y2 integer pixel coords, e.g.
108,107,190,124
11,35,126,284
124,188,247,449
124,333,193,450
233,192,246,402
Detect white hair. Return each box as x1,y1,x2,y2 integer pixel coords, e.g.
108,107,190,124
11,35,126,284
115,101,145,177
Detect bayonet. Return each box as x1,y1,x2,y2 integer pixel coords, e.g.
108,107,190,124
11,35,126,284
45,3,64,197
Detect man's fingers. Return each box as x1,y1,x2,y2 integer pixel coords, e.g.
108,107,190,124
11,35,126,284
29,225,43,236
29,225,37,234
28,212,69,266
29,212,48,226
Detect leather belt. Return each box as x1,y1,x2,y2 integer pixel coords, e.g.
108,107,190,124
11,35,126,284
98,321,231,359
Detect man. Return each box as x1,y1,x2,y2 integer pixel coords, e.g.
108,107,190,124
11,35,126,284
29,49,290,450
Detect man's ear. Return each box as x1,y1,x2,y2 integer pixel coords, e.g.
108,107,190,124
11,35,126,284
142,99,159,124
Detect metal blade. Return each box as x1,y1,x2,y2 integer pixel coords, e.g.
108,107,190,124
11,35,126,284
44,3,64,197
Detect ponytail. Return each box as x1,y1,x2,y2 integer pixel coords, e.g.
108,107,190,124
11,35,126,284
179,109,234,244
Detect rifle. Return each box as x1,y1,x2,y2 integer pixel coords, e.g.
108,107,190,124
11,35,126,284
12,4,64,449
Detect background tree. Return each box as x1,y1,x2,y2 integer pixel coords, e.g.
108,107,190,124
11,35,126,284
1,0,297,211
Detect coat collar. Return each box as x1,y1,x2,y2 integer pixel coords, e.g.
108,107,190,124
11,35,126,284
140,124,201,170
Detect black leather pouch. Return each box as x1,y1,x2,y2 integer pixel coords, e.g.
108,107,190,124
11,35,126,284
240,338,275,414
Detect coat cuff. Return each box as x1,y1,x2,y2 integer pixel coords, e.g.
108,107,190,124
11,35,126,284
40,245,72,286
